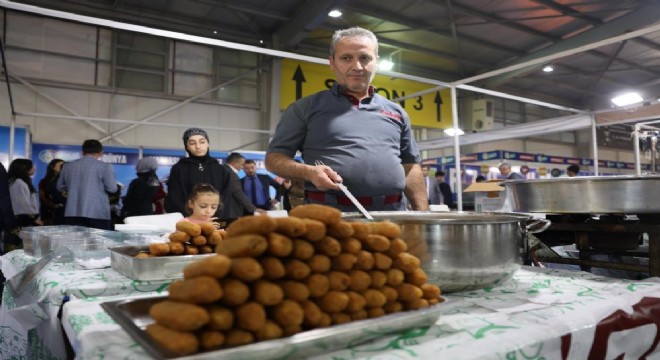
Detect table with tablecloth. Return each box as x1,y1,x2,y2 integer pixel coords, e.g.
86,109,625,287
0,250,172,359
59,266,660,359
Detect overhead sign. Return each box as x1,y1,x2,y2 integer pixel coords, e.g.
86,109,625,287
280,59,452,129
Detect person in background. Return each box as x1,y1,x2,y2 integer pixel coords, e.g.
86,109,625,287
57,139,120,230
279,177,305,211
0,163,15,254
241,159,280,212
435,171,455,209
221,152,262,222
121,157,165,218
266,26,427,212
550,168,562,178
8,158,41,250
180,183,221,227
475,175,486,183
567,165,580,177
165,128,231,220
38,158,65,225
421,165,441,205
498,162,524,180
520,165,530,179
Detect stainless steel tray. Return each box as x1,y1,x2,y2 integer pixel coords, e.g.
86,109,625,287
110,246,214,281
101,295,445,360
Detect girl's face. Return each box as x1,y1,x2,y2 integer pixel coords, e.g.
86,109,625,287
29,165,36,177
188,192,220,220
186,135,209,157
53,162,63,174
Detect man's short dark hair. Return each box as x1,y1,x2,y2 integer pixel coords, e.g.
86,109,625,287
244,159,256,165
82,139,103,154
435,171,446,177
226,152,245,164
567,165,580,173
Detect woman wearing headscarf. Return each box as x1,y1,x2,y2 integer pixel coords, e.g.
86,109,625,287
122,157,165,218
8,158,41,250
38,158,65,225
164,128,231,219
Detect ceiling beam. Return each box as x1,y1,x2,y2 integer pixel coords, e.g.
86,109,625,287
273,0,348,50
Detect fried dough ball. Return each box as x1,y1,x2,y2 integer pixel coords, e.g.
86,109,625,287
300,218,326,241
235,302,267,332
317,312,332,327
351,310,368,321
226,215,277,237
230,257,264,282
135,252,152,259
407,298,430,310
354,251,375,271
169,231,191,243
207,305,233,331
339,237,362,254
199,245,214,254
382,286,399,303
190,235,207,246
396,284,424,302
364,234,391,252
199,330,224,350
256,320,284,341
169,242,185,255
273,217,307,238
386,268,405,287
280,280,310,301
345,291,367,312
307,254,331,273
316,236,342,257
169,276,223,304
284,259,311,280
368,221,401,239
184,244,200,255
253,280,284,305
183,254,230,279
149,301,209,331
327,221,354,239
384,301,403,314
406,268,429,286
361,289,387,308
300,300,323,327
291,239,315,260
267,233,293,257
367,307,386,318
428,298,441,305
176,221,202,237
146,324,198,356
272,300,304,327
289,204,341,225
216,234,268,257
331,313,352,325
221,279,250,306
319,291,349,313
149,243,170,256
282,324,303,337
224,329,254,348
260,257,286,280
369,271,387,289
349,222,370,240
348,270,371,291
207,230,223,246
393,253,422,273
327,271,350,291
421,283,441,300
199,222,216,237
331,253,358,271
385,238,408,258
373,253,393,270
305,273,329,298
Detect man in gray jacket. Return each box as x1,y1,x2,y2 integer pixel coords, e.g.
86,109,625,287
220,152,263,222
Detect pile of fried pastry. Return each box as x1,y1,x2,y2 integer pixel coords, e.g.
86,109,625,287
145,204,442,356
135,220,227,258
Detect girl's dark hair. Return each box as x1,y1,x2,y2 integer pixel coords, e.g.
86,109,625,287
8,158,36,193
44,159,64,183
188,183,220,202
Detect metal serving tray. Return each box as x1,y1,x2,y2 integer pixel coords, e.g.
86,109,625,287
101,295,445,360
110,246,214,281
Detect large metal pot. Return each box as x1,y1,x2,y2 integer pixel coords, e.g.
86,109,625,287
343,212,549,293
502,175,660,214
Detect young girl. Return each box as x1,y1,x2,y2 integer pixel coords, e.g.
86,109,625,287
182,183,222,226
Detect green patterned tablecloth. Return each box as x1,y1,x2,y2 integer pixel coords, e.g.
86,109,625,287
60,267,660,360
0,250,172,360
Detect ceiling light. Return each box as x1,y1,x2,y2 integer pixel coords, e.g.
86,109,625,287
328,10,342,17
542,65,554,72
378,59,394,71
611,92,643,107
213,30,218,34
444,128,464,136
259,40,264,44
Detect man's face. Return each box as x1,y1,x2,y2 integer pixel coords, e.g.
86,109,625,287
499,166,510,176
329,35,378,98
421,166,429,177
186,135,208,157
232,158,246,170
244,163,257,177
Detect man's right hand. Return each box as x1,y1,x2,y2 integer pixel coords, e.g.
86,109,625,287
307,164,342,191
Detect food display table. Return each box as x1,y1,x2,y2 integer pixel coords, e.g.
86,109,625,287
58,266,660,359
0,250,172,359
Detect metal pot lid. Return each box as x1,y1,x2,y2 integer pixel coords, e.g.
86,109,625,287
342,211,531,224
501,174,660,186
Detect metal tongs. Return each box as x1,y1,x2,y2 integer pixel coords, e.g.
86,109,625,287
314,161,374,220
7,247,68,297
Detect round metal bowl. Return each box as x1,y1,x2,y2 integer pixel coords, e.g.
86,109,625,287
343,211,549,293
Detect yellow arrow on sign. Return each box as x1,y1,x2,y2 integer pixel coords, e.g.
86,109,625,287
280,59,452,129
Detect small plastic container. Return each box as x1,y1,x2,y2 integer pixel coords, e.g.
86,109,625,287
20,225,88,257
71,234,112,269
